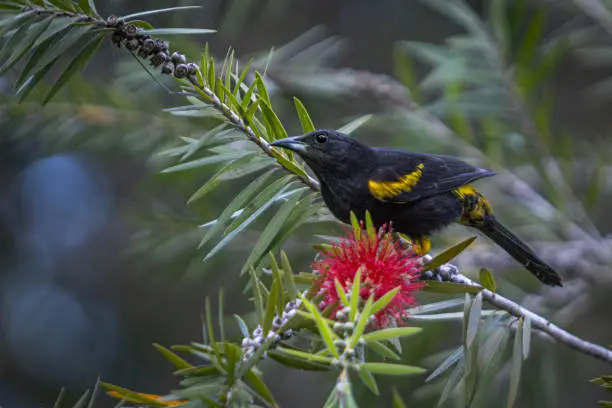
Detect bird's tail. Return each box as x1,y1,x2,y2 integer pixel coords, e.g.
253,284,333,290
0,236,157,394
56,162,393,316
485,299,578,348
479,217,563,287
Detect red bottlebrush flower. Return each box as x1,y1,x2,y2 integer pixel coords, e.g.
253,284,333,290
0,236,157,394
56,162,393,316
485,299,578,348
312,225,424,328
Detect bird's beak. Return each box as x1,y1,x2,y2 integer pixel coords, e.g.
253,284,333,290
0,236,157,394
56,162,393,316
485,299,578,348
270,136,308,153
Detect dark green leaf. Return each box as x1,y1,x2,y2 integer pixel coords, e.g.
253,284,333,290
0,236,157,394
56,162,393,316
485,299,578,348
280,251,298,300
43,32,105,104
424,281,483,294
244,369,279,408
0,15,53,75
267,350,331,371
223,342,241,386
263,275,280,335
360,362,426,376
239,189,304,274
153,343,193,370
16,58,54,101
479,267,496,292
358,370,379,395
128,20,154,30
255,71,270,106
47,0,76,11
367,340,401,360
78,0,91,15
393,389,408,408
276,346,334,364
141,28,216,35
293,97,315,133
423,236,477,271
121,6,202,20
30,24,94,76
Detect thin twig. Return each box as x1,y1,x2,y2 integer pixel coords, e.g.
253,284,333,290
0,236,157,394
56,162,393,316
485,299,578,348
451,273,612,365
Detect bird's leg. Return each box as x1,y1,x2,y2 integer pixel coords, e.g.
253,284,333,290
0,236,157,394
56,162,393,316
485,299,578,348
411,236,431,256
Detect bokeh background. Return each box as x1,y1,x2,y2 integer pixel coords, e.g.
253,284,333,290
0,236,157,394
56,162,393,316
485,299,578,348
1,0,612,406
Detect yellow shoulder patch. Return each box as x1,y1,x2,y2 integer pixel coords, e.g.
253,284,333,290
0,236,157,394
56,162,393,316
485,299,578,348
368,163,425,200
452,184,478,199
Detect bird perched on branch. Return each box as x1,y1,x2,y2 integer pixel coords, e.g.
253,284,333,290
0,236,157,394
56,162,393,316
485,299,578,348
270,129,563,287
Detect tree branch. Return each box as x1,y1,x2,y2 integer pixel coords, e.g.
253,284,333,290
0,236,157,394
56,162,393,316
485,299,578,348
450,273,612,365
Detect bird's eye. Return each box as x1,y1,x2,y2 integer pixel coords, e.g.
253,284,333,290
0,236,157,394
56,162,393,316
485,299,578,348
315,134,328,144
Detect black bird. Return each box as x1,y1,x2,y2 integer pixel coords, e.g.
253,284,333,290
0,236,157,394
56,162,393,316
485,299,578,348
270,129,562,287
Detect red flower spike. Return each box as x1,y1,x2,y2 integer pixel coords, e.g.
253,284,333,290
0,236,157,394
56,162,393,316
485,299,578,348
312,224,424,328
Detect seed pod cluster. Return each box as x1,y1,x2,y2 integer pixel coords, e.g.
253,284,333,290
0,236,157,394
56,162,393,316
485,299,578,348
107,15,198,80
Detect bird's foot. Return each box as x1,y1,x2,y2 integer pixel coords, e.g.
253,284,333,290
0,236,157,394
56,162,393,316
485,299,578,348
419,255,460,282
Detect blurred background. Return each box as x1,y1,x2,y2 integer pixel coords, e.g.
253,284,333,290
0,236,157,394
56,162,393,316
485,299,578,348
1,0,612,406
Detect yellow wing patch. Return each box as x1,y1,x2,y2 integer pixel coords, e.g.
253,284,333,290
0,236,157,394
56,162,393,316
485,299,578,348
368,163,425,200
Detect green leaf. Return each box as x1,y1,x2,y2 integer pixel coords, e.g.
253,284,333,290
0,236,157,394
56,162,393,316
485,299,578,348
187,153,257,203
479,267,497,292
16,57,55,101
277,346,334,364
153,343,193,370
360,363,426,376
409,310,504,321
260,99,288,141
181,123,228,161
78,0,91,15
198,169,276,248
350,295,374,348
121,5,202,20
223,342,241,386
268,350,331,371
43,32,105,104
522,316,531,359
367,340,401,360
141,28,216,36
364,210,376,239
425,346,464,383
255,71,270,106
293,97,316,133
370,287,400,316
240,190,304,274
0,15,54,75
30,24,94,77
437,359,465,407
423,236,477,271
244,369,279,408
358,370,379,395
301,296,339,358
424,281,483,294
204,296,221,364
349,211,361,240
163,151,246,173
337,114,372,134
249,267,265,321
349,266,362,321
507,318,524,408
363,327,422,343
224,176,295,235
280,251,298,300
263,275,280,335
334,279,349,307
392,388,408,408
489,0,509,60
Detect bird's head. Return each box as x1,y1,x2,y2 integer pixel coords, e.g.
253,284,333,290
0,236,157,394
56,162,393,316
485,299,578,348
270,129,374,177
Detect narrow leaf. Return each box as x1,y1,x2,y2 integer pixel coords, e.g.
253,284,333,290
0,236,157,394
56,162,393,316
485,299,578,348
153,343,193,370
349,295,374,348
425,346,464,383
479,267,497,292
277,346,335,364
293,97,316,133
260,99,288,141
423,236,477,271
371,287,400,316
393,388,408,408
30,24,94,76
507,318,524,408
234,314,250,338
360,363,426,376
244,369,279,408
337,114,372,134
466,292,482,347
141,28,216,35
358,370,379,395
424,281,483,294
280,251,298,300
334,279,349,307
363,327,422,343
121,6,202,20
522,316,531,359
43,33,105,104
349,267,362,321
367,340,401,360
0,15,54,75
263,276,280,335
301,296,339,358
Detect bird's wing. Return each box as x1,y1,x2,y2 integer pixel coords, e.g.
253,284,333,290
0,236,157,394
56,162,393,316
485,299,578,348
367,149,495,203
